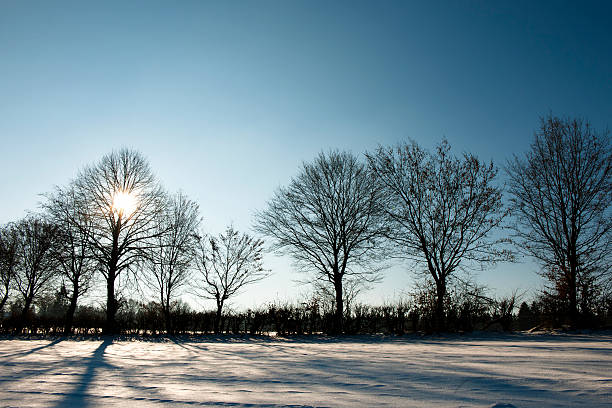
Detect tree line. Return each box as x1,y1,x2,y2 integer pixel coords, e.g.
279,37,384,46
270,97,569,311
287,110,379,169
1,114,610,335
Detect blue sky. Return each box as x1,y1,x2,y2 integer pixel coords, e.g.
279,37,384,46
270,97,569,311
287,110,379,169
1,1,611,309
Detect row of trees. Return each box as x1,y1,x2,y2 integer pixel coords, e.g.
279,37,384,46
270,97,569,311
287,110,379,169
0,151,267,334
257,115,611,332
0,287,529,335
1,114,611,334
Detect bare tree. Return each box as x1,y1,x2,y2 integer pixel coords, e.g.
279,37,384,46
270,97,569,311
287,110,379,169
506,115,612,326
255,151,388,333
42,186,97,334
74,149,167,333
148,192,200,334
0,224,19,313
13,216,59,331
367,140,509,331
195,225,268,333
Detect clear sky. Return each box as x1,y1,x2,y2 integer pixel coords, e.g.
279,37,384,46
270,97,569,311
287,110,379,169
1,1,611,310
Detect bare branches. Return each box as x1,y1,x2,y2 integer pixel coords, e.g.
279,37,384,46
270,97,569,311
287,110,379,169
12,217,59,324
72,148,167,333
0,224,19,312
43,187,97,294
41,185,98,333
74,149,166,278
506,115,612,323
195,225,268,333
255,151,388,332
148,192,200,332
367,140,509,331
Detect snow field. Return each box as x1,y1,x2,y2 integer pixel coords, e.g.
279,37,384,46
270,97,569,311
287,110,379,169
0,333,610,407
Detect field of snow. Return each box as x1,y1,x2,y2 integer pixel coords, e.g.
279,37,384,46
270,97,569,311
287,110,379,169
0,333,610,408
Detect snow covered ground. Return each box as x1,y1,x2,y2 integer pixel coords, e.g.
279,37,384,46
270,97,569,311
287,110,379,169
0,333,610,407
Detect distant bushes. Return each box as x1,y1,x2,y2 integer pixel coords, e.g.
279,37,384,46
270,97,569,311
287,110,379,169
3,286,609,336
514,292,612,331
2,279,611,336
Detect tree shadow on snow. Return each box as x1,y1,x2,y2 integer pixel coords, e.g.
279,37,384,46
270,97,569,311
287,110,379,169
51,337,113,408
0,337,65,359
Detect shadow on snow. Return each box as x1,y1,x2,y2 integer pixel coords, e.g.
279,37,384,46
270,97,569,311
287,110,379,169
52,337,113,408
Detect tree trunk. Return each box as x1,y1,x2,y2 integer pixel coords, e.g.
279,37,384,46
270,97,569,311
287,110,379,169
568,260,578,328
64,283,79,335
434,280,446,333
18,294,34,334
333,278,344,334
214,300,224,334
103,224,121,335
164,302,172,335
104,269,117,334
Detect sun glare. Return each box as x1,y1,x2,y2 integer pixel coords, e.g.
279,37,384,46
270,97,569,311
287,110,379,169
112,190,137,218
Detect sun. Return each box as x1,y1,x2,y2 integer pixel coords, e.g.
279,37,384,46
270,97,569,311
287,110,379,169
112,190,137,218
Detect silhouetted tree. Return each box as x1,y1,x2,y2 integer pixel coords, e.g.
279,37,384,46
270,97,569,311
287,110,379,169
13,217,59,331
74,149,166,334
0,224,19,312
367,140,509,331
506,115,612,326
256,151,388,333
148,192,200,334
42,186,97,334
195,225,268,333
